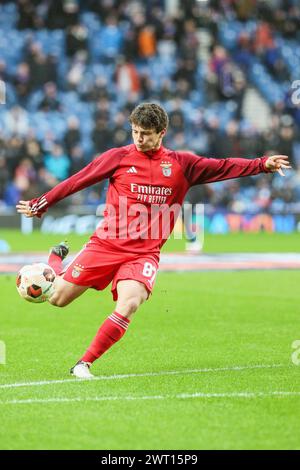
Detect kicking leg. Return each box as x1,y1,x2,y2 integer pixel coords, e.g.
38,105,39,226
48,275,89,307
71,280,148,378
48,241,69,275
46,240,89,306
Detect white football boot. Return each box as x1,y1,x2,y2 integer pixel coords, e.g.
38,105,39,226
185,240,202,253
70,361,94,379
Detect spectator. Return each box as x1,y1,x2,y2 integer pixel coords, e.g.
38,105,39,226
277,120,296,165
212,120,243,158
262,115,281,154
0,155,10,201
169,100,186,133
17,0,37,30
4,106,29,137
36,167,59,194
94,97,110,122
254,21,275,55
122,28,139,61
175,78,192,100
66,51,87,91
64,116,81,154
173,58,197,90
209,45,229,77
38,82,61,112
234,71,247,119
140,72,154,100
26,42,52,90
82,76,111,102
111,112,131,147
0,0,300,212
240,124,263,157
66,23,89,58
178,19,199,61
5,136,24,175
15,157,37,185
44,144,70,181
100,15,124,61
115,57,140,96
91,118,113,153
159,78,177,101
4,177,25,207
23,132,44,170
46,0,79,29
0,60,11,84
91,0,119,22
13,62,31,102
70,145,86,174
138,25,157,58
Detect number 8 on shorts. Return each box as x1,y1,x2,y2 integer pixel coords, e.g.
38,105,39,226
142,262,157,287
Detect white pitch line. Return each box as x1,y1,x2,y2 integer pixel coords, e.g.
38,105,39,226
1,390,300,406
0,363,284,390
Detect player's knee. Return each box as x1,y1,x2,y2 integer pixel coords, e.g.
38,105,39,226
48,291,68,308
122,296,142,315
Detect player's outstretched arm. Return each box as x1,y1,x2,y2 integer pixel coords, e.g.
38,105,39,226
176,151,292,186
16,200,35,218
264,155,292,176
15,147,126,218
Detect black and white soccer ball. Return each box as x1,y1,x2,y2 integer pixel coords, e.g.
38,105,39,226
16,263,56,303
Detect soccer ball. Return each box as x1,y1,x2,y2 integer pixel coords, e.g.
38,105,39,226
16,263,56,303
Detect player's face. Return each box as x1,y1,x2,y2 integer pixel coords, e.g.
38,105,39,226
132,125,166,152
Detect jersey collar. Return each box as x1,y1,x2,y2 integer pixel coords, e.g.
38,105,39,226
134,144,166,160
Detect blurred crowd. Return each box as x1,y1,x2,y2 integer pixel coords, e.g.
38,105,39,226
0,0,300,213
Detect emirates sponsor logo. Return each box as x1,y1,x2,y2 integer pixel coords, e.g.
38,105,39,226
130,183,172,203
130,183,172,196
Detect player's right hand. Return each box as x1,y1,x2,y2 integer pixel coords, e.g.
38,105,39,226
16,200,34,217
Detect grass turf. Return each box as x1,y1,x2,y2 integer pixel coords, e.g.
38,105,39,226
1,270,300,449
0,228,300,253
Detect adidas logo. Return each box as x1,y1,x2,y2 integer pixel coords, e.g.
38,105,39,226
127,166,138,174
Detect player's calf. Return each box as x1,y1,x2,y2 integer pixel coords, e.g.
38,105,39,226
70,280,149,378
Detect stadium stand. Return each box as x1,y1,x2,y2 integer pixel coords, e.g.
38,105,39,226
0,0,300,214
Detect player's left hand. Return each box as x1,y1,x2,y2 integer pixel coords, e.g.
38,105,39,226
265,155,292,176
16,200,34,217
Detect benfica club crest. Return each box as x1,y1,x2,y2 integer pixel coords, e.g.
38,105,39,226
72,264,84,278
160,161,172,177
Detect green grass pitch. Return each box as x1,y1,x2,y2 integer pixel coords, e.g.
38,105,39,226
1,268,300,449
1,228,300,253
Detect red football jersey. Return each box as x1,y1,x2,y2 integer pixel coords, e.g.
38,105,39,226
30,144,270,254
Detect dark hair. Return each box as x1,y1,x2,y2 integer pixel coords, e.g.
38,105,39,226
129,103,169,133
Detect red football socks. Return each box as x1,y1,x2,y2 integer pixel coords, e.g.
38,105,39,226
48,252,63,275
80,312,130,364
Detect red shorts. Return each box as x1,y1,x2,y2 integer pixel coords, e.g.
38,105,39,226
61,238,159,301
